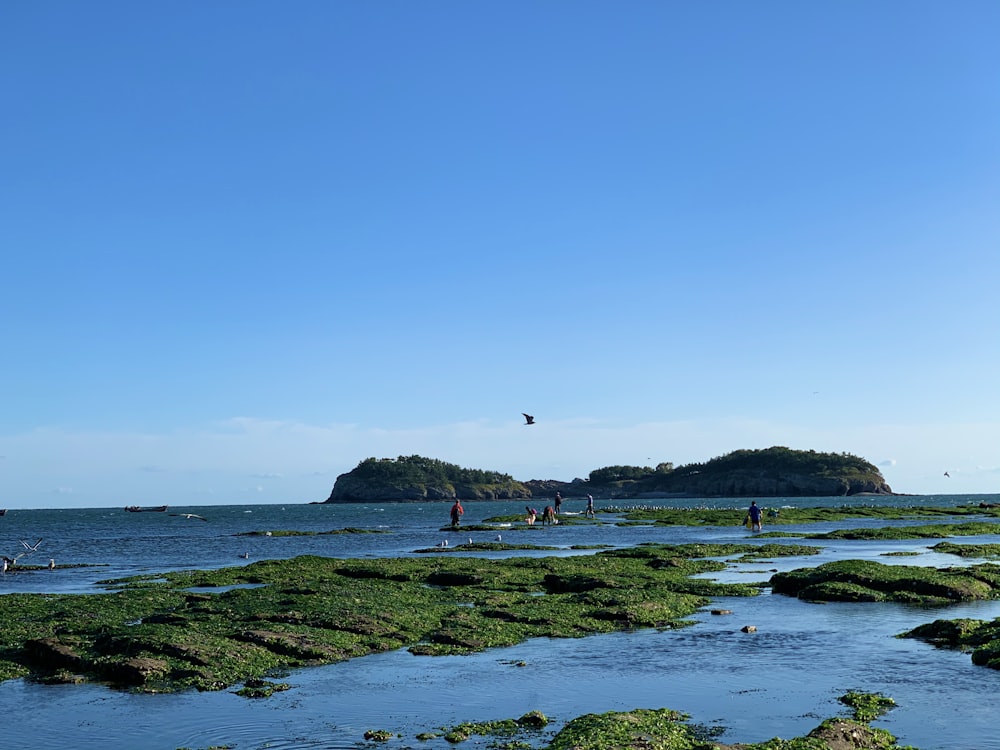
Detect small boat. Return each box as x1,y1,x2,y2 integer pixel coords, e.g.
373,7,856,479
124,505,168,513
0,509,6,516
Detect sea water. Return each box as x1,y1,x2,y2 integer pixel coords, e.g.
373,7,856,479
1,494,999,749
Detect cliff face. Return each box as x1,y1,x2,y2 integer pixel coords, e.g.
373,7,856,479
325,475,531,503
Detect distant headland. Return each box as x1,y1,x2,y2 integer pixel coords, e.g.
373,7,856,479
322,446,893,503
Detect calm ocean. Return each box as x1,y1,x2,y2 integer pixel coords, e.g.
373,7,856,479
2,494,999,749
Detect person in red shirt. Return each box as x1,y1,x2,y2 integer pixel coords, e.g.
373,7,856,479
450,500,464,527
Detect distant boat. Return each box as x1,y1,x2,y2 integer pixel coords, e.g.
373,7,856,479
0,509,6,516
124,505,168,513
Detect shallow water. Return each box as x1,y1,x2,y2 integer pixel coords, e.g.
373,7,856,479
2,495,1000,749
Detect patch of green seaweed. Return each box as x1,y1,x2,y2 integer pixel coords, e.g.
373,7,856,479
930,541,1000,558
807,521,1000,541
770,560,1000,604
541,698,911,749
414,542,561,553
901,616,1000,670
838,690,896,722
619,505,1000,529
236,527,389,537
0,545,771,692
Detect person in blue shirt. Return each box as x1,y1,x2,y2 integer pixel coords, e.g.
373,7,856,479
748,500,762,532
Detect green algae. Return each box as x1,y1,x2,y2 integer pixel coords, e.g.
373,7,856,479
234,677,291,698
236,527,389,537
839,691,896,722
770,560,1000,604
541,702,911,749
807,521,1000,541
901,616,1000,670
930,541,1000,558
440,710,549,743
620,505,1000,528
415,542,561,553
545,708,696,749
0,545,775,692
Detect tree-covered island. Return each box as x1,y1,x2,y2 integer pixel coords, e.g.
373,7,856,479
323,446,893,503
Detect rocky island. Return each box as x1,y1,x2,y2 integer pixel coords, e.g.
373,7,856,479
323,446,893,503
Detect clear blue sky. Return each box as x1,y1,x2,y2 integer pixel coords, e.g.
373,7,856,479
2,1,998,508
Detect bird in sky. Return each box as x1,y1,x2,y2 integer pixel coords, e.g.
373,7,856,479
522,413,535,425
172,513,208,521
944,472,950,477
11,539,43,564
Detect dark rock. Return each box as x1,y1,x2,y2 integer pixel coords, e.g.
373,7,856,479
24,637,84,670
99,656,169,685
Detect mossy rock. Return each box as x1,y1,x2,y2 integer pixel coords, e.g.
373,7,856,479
771,560,1000,604
902,616,1000,671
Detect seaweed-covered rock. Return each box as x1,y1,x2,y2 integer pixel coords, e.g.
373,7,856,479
805,718,902,750
770,560,1000,604
902,616,1000,670
23,637,85,671
101,656,170,685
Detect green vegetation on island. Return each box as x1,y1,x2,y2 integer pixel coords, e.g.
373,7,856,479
323,446,894,503
326,454,531,502
591,446,891,499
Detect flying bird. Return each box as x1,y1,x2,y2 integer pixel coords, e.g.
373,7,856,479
172,513,208,521
522,413,535,425
944,472,950,477
11,539,42,565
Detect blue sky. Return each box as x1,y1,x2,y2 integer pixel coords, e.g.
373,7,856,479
2,1,999,508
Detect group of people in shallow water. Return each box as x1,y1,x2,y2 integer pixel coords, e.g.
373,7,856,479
524,505,557,525
451,492,598,529
525,491,597,526
453,496,767,531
